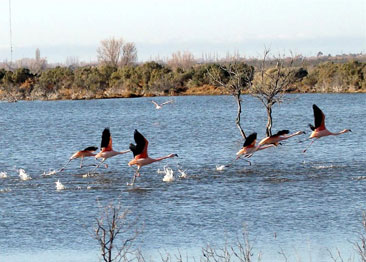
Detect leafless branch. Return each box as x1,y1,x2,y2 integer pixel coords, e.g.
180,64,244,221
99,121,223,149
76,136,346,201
94,203,142,262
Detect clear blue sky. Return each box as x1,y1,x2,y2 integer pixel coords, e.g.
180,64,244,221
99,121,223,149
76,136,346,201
0,0,365,63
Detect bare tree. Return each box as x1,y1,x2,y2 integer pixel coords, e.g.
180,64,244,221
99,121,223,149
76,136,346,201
94,203,141,262
250,49,307,136
97,37,124,67
121,42,137,66
208,62,254,139
353,212,366,261
65,56,80,68
202,224,259,262
167,51,196,69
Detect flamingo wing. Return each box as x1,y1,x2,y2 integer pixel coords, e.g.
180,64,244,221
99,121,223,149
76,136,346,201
129,129,149,157
271,130,289,137
101,128,113,151
312,104,325,130
83,146,98,152
243,133,257,147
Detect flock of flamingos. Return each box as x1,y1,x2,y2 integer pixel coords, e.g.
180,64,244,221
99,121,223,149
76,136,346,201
1,100,352,190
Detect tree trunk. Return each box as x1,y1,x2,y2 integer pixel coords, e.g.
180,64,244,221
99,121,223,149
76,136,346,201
234,93,247,139
266,106,273,137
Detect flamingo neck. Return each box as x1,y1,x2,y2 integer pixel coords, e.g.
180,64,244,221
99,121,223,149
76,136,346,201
329,129,350,136
152,155,173,162
118,149,130,155
285,131,303,138
257,144,275,151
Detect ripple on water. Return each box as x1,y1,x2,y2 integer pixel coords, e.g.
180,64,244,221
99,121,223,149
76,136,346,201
0,94,365,262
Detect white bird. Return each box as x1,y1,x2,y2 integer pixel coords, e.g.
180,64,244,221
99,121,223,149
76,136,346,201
19,169,32,180
0,171,8,178
151,100,174,109
55,179,65,190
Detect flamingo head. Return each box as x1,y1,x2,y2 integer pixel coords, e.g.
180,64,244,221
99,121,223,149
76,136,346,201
295,131,306,135
169,154,178,158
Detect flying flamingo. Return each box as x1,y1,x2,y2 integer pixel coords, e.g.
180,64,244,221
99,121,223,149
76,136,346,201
128,129,178,186
151,100,173,109
258,130,305,146
303,104,351,153
235,133,275,165
90,128,130,172
59,146,98,172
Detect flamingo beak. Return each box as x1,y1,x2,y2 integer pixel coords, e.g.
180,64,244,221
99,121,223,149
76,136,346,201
174,154,178,157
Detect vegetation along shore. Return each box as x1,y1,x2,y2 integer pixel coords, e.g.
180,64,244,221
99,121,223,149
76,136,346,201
1,38,365,102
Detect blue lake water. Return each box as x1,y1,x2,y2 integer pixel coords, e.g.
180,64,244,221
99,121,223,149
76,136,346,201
0,94,365,262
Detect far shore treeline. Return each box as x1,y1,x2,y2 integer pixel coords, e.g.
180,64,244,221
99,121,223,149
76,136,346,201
1,40,365,101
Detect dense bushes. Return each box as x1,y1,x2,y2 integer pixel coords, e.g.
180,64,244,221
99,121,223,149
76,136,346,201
301,60,366,92
0,59,365,101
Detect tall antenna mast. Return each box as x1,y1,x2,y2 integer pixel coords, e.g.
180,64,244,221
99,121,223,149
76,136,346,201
9,0,13,64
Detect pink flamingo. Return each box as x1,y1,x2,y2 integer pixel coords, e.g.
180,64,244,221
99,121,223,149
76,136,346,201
128,129,178,186
259,130,304,146
91,128,130,172
236,133,275,165
59,146,98,171
303,104,351,153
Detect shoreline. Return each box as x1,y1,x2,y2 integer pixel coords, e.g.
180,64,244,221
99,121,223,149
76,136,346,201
1,88,365,103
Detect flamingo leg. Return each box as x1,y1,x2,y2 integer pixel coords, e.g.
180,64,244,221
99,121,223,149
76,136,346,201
128,167,141,187
79,157,84,168
243,159,252,166
225,157,240,167
89,159,105,173
303,139,316,153
58,159,72,172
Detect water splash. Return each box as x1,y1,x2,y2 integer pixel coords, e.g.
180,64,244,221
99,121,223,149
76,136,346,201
313,164,337,169
55,179,65,191
42,169,57,176
178,169,188,179
157,166,168,174
0,188,11,193
163,166,175,182
0,171,8,178
19,169,32,180
216,165,226,171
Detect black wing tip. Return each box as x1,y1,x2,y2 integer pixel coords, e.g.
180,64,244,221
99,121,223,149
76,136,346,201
243,132,257,147
308,124,315,131
84,146,98,151
101,128,111,148
313,104,322,111
272,130,290,137
129,143,137,155
248,132,258,139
